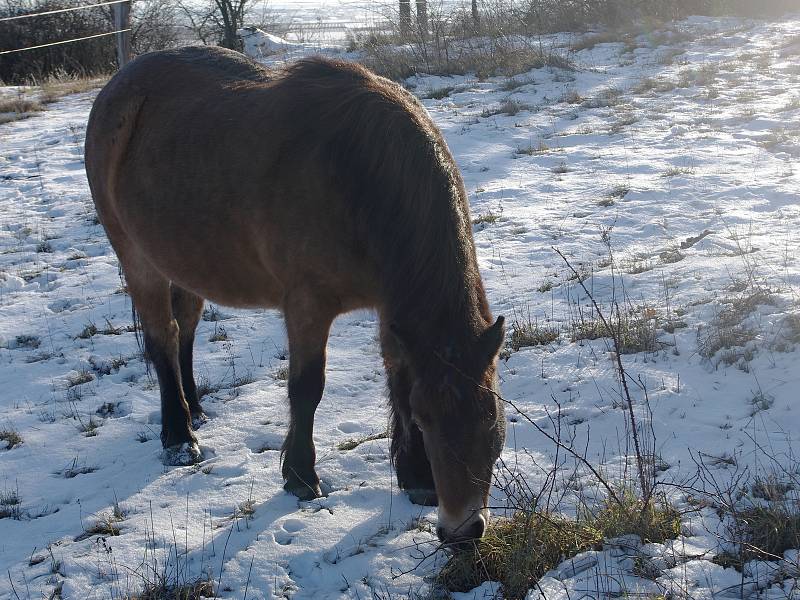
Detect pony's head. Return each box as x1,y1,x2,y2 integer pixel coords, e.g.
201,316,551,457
394,316,506,544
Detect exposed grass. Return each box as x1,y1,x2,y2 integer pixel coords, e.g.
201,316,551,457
337,430,389,451
516,139,550,155
38,74,106,104
499,77,534,91
75,513,122,541
66,368,94,387
560,89,583,104
483,98,532,117
438,510,602,599
752,475,793,502
572,30,635,52
0,487,22,520
661,166,695,178
202,304,225,322
363,37,573,81
0,75,104,125
587,490,681,544
582,87,623,109
572,305,659,355
422,86,455,100
633,76,676,95
0,428,23,450
0,94,43,124
208,324,228,342
508,316,559,351
12,334,41,349
735,504,800,563
272,365,289,381
79,417,100,437
472,210,501,227
130,577,214,600
76,322,98,339
698,290,775,363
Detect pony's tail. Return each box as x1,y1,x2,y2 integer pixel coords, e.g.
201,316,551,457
120,265,150,371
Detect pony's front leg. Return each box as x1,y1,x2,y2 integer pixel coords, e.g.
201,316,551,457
280,293,337,500
387,364,438,506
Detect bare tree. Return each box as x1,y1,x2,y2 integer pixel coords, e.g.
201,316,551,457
399,0,411,36
416,0,427,32
215,0,247,49
179,0,251,49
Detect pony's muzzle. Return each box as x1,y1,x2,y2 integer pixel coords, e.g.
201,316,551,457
437,508,488,545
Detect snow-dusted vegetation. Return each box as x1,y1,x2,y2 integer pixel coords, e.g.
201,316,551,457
1,12,800,600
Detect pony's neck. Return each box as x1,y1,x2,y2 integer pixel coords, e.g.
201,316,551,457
390,258,490,352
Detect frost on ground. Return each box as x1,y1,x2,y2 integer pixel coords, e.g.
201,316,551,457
1,15,800,600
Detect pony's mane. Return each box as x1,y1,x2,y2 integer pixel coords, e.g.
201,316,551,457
273,57,492,350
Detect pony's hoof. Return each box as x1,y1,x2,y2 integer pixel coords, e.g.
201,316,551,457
284,480,323,501
406,488,438,506
191,412,208,430
162,442,202,466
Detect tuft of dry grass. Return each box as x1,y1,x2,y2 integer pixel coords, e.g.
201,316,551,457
75,513,122,541
0,428,23,450
571,305,659,355
0,487,22,520
516,139,550,156
1,74,105,125
37,75,106,104
0,94,43,124
508,315,559,351
438,511,602,599
472,210,501,227
337,430,389,451
587,490,681,544
130,577,214,600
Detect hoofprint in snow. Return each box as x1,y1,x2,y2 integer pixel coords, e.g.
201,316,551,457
1,15,799,600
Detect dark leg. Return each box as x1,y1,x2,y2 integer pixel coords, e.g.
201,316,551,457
170,284,206,428
387,364,438,506
126,264,198,465
281,293,336,500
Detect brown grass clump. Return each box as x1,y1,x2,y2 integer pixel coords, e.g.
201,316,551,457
509,317,559,351
38,74,106,104
337,430,389,451
588,490,681,544
0,428,23,450
571,306,659,355
0,94,43,124
131,578,214,600
438,511,602,600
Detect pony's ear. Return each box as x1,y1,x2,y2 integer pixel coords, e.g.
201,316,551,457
477,316,505,365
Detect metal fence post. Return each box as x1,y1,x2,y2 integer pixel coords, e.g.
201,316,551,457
113,0,130,68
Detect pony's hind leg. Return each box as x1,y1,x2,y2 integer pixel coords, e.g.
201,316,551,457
281,292,337,500
125,260,199,465
170,284,206,429
388,364,438,506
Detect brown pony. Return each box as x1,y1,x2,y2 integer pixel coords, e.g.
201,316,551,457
84,46,505,543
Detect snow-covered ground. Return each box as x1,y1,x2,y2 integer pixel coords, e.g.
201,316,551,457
2,14,800,600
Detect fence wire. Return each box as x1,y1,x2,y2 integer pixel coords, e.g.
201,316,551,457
0,0,127,22
0,28,130,55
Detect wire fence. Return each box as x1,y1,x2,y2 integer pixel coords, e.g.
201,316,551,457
0,0,126,22
0,0,130,59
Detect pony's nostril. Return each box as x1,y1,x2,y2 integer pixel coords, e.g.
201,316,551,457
465,517,485,540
